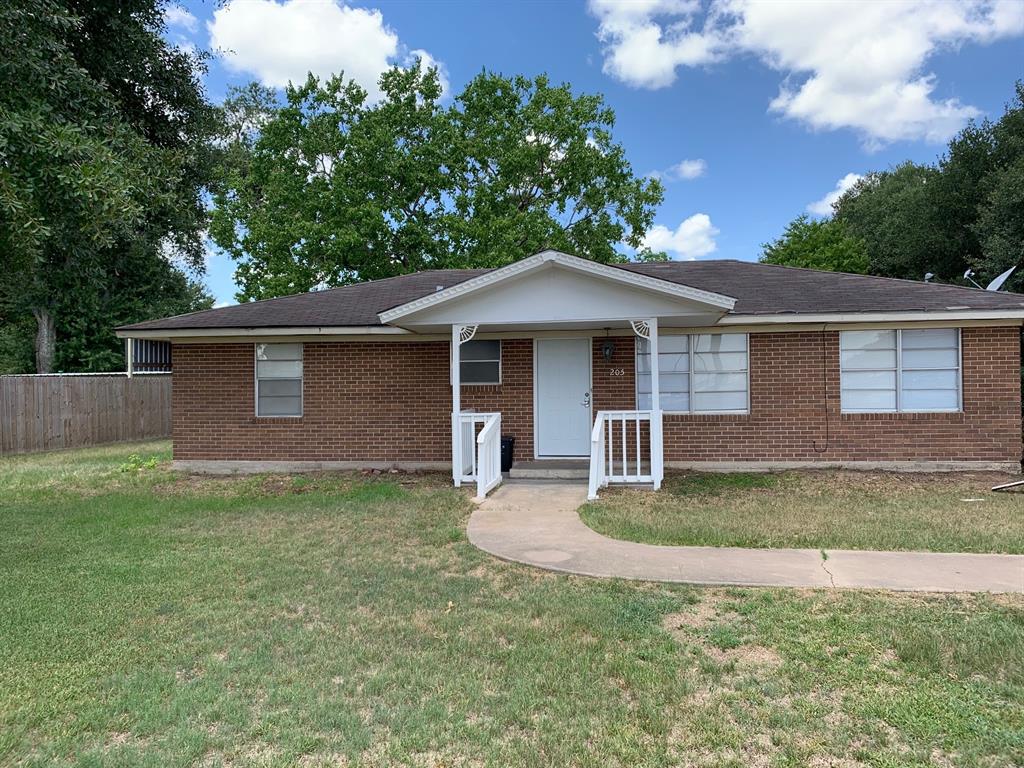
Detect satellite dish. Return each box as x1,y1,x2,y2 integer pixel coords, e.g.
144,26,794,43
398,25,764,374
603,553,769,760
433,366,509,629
986,265,1017,292
963,269,983,289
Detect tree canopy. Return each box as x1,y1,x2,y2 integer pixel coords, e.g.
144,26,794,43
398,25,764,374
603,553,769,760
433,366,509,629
0,1,214,373
760,215,869,274
210,67,664,301
762,81,1024,290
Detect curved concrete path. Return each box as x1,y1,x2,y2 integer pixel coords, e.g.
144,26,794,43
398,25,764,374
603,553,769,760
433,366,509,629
468,482,1024,593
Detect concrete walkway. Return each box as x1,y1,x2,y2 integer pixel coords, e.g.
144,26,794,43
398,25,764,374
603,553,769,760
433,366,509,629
467,481,1024,593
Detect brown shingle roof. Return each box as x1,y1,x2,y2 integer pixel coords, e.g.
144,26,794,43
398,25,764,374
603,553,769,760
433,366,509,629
120,260,1024,331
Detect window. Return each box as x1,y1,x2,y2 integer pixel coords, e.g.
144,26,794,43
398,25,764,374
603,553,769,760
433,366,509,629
256,343,303,416
460,340,501,384
840,329,960,413
636,333,748,413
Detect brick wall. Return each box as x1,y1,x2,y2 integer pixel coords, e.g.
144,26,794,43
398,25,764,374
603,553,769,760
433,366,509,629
662,326,1021,464
172,327,1022,466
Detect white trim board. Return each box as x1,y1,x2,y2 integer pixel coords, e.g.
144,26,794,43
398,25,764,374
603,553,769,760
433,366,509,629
117,314,1024,343
721,310,1024,325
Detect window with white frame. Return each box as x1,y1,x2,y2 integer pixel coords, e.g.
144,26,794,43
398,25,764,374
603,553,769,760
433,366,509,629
839,329,960,413
636,333,748,413
255,343,303,416
460,340,501,384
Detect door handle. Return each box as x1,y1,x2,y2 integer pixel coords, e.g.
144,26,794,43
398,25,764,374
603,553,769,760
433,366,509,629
582,391,591,407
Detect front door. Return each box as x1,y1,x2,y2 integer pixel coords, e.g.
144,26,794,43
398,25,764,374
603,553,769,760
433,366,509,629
535,338,592,456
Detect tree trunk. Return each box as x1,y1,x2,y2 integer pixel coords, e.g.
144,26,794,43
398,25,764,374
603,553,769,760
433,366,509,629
32,307,55,373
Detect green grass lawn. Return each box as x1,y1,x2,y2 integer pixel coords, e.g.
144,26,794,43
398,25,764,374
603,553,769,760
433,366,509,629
580,470,1024,554
1,442,1022,767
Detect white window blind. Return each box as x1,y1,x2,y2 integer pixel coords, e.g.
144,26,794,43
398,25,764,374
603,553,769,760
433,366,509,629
637,335,689,411
636,333,748,413
256,343,303,416
460,340,501,384
840,329,960,413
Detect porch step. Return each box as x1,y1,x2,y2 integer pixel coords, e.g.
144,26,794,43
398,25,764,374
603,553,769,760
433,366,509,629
509,460,589,480
509,459,653,481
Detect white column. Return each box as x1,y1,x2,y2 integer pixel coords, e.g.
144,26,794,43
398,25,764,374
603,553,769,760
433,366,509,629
648,318,660,414
648,317,664,490
451,324,462,486
125,338,133,378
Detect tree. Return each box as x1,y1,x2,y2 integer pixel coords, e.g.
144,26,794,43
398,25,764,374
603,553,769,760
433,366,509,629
961,83,1024,290
826,82,1024,290
0,1,215,372
760,215,869,273
832,163,962,281
211,67,663,301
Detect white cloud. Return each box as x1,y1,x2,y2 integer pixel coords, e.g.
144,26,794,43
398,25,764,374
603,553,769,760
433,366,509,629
589,0,1024,145
165,4,198,32
651,158,706,180
590,0,721,88
807,173,863,217
208,0,445,102
642,213,719,259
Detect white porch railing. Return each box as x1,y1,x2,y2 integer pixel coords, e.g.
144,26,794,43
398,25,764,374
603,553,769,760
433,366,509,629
588,410,663,500
454,411,503,500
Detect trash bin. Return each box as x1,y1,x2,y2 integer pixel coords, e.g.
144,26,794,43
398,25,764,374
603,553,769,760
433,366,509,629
500,435,515,472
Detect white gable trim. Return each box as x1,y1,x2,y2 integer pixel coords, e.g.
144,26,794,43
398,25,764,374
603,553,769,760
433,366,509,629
377,250,736,325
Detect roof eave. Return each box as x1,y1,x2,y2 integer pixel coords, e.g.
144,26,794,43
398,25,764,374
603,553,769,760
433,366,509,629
719,310,1024,325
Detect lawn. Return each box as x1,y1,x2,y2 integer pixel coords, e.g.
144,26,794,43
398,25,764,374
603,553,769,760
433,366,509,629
1,442,1022,767
580,470,1024,554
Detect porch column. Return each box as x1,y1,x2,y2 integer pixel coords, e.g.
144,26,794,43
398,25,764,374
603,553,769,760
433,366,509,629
451,323,478,486
647,318,663,489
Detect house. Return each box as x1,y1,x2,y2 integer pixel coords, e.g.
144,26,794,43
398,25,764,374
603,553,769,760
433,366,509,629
117,250,1024,499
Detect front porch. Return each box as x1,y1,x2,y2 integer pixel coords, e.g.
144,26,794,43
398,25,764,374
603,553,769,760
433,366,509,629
376,251,738,500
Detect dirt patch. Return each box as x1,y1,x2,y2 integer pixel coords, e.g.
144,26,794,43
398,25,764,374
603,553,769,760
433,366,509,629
662,591,730,636
706,644,783,669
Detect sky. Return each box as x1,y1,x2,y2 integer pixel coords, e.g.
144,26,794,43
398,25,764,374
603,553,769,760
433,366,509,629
163,0,1024,306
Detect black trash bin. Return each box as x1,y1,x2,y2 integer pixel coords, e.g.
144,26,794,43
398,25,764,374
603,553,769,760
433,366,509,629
500,435,515,472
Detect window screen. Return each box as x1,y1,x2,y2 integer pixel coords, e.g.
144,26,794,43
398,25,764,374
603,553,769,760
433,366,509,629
256,343,303,416
636,333,748,413
637,335,689,411
460,340,501,384
840,328,959,412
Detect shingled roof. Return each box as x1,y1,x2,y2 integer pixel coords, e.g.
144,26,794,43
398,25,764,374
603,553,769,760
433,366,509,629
120,260,1024,332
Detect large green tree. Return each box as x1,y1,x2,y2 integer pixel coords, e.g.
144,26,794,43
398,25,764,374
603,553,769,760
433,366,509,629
826,82,1024,289
832,162,960,281
760,215,869,274
0,1,214,373
211,67,663,301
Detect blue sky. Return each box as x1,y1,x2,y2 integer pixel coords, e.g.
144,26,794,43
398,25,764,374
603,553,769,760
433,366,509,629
165,0,1024,306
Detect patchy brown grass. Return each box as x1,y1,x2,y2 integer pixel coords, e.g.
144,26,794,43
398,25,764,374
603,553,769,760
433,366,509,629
581,469,1024,553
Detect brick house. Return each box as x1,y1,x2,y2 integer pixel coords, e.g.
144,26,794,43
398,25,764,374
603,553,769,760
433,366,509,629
118,250,1024,498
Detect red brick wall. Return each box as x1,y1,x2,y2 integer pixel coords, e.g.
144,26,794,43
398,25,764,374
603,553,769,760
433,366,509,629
172,339,536,463
659,327,1021,464
172,327,1022,466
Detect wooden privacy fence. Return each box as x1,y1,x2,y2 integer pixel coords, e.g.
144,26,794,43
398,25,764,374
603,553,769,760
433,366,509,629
0,373,171,456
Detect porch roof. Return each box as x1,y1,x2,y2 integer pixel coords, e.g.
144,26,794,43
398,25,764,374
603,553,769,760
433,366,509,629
377,251,736,332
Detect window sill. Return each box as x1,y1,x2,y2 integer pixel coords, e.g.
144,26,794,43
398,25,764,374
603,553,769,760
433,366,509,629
840,411,964,421
663,411,750,420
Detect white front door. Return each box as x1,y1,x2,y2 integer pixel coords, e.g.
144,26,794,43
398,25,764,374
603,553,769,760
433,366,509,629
535,338,592,457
